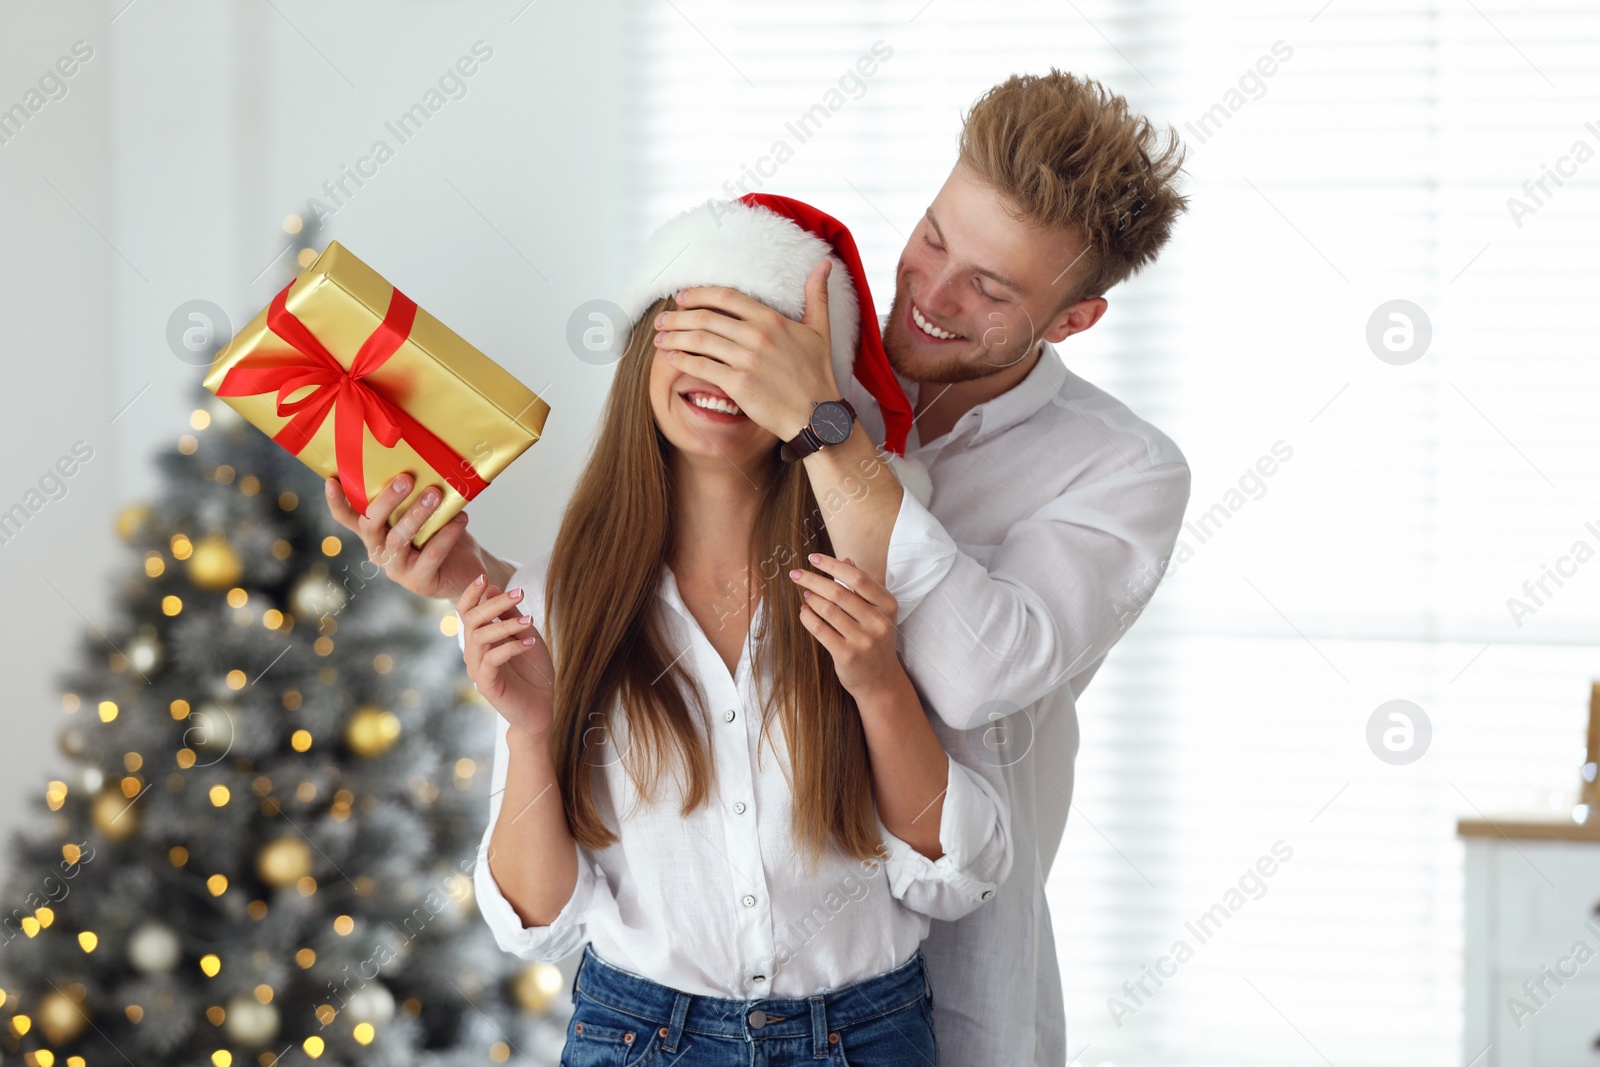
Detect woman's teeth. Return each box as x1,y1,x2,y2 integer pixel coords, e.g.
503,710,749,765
912,303,961,340
686,392,743,416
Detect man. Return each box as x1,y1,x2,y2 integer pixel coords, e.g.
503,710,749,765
332,69,1190,1066
655,70,1192,1065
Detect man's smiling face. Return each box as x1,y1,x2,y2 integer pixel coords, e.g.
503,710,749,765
882,160,1107,385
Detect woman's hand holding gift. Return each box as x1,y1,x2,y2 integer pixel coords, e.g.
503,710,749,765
325,472,515,602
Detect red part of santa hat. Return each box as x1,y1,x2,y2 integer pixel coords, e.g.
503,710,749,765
617,194,915,458
735,193,915,457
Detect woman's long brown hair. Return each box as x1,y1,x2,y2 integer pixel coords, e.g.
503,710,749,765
542,295,881,873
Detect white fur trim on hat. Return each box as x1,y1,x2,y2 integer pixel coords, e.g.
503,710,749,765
618,198,859,392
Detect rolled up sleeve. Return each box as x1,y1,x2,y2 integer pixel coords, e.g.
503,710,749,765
474,829,596,962
472,711,600,961
880,486,959,623
877,751,1012,922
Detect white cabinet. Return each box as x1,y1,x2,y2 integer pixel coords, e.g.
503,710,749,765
1462,821,1600,1067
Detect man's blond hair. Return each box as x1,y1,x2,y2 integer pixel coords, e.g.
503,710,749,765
958,69,1189,309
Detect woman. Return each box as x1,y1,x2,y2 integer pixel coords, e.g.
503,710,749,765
328,196,1011,1065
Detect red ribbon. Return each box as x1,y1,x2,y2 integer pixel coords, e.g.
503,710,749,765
216,277,489,514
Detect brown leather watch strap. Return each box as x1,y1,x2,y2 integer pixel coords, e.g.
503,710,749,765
779,398,855,463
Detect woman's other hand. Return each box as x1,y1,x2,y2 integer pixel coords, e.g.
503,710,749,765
457,574,557,740
789,553,905,702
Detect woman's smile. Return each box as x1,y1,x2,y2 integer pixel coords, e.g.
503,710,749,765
678,388,748,423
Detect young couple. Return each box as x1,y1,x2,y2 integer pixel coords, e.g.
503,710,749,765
326,71,1192,1067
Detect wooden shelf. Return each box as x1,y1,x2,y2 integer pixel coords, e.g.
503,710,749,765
1457,684,1600,844
1457,816,1600,842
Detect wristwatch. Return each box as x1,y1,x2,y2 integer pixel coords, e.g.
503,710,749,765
779,398,856,462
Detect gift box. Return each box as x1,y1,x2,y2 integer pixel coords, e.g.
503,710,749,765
203,241,548,548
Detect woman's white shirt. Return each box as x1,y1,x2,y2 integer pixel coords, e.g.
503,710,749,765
466,489,1014,998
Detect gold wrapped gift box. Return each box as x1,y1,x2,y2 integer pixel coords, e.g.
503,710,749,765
203,241,548,547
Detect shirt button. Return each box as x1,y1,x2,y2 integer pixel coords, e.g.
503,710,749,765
752,975,765,982
733,801,746,814
723,709,736,722
742,894,756,907
981,888,994,900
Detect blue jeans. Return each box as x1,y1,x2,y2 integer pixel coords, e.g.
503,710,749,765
559,942,939,1066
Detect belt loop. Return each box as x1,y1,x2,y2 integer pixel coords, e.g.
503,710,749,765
662,991,692,1052
919,949,934,1010
569,945,587,1005
808,994,829,1060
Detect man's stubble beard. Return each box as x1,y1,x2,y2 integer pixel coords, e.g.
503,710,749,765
883,291,1038,387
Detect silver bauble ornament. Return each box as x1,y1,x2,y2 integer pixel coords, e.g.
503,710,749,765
224,994,280,1044
126,629,164,674
128,922,182,974
186,702,238,751
290,570,346,620
345,981,395,1026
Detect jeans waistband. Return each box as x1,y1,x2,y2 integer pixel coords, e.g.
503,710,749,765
571,942,931,1056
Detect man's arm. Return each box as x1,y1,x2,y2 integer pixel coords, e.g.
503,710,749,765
794,434,1191,731
795,425,902,588
898,457,1191,729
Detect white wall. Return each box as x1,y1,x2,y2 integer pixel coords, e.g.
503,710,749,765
0,2,119,872
0,0,638,884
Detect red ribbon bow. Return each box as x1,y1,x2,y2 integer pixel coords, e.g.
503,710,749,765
216,277,488,514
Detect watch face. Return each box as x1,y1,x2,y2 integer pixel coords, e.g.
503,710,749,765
811,401,853,446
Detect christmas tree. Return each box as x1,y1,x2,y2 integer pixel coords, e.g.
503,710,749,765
0,211,565,1067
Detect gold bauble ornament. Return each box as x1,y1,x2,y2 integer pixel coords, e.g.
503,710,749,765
60,727,86,758
345,706,401,758
115,503,151,543
92,787,139,841
257,836,314,888
38,986,89,1044
186,534,243,591
512,962,564,1014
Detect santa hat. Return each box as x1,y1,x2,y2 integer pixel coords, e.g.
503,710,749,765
617,193,932,506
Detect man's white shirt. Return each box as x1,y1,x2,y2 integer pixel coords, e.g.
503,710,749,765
843,328,1191,1067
